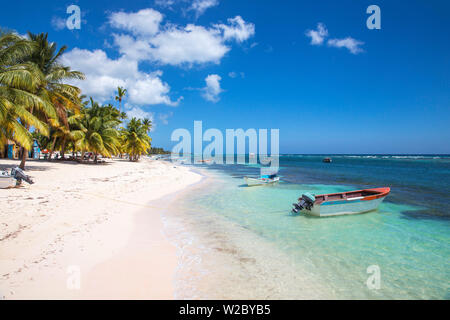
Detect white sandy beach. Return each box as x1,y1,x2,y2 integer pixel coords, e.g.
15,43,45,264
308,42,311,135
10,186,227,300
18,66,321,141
0,158,201,299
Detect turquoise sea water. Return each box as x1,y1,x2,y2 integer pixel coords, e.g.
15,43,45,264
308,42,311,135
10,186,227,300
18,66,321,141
164,155,450,299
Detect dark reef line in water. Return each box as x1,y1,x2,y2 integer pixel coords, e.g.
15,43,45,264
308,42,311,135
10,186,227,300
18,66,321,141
188,155,450,219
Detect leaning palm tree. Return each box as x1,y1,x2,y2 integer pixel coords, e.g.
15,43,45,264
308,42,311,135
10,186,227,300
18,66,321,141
18,32,85,168
115,86,127,112
0,31,51,153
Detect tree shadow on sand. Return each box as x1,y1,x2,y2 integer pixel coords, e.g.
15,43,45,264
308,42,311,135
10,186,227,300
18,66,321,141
0,159,112,172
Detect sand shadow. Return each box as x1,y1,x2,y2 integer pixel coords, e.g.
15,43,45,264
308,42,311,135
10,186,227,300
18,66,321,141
0,159,113,172
0,163,52,172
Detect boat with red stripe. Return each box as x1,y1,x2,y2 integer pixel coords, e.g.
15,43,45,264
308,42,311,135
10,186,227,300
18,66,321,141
292,187,390,217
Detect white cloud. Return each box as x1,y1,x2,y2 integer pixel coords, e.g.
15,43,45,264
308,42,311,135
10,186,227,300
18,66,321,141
109,9,255,66
60,49,131,101
202,74,222,103
60,8,254,109
145,24,229,65
228,71,244,78
327,37,364,54
214,16,255,42
158,111,173,125
108,8,163,36
305,23,328,45
125,105,155,121
305,23,364,54
128,71,183,106
154,0,176,8
190,0,219,18
51,16,66,31
112,34,153,61
61,48,181,106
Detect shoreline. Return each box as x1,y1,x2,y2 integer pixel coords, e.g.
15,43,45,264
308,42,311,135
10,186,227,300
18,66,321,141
160,169,335,299
2,158,447,299
0,158,202,299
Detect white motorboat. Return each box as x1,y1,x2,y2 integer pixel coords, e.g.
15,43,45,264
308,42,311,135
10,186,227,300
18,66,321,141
0,167,34,189
244,174,279,186
292,187,390,217
0,171,16,188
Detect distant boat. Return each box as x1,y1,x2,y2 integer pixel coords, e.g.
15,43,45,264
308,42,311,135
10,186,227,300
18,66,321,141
244,174,279,186
292,187,390,217
323,157,332,163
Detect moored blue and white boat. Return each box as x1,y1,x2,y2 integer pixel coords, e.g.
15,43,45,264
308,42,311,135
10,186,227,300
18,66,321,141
292,187,390,217
244,174,280,186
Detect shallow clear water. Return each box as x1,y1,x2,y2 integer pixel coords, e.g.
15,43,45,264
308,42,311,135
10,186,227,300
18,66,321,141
164,155,450,299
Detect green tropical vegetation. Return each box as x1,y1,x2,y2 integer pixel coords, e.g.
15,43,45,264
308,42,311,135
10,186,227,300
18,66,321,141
0,31,153,165
148,147,170,155
121,118,152,162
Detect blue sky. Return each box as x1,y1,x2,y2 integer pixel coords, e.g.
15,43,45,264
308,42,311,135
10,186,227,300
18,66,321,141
2,0,449,153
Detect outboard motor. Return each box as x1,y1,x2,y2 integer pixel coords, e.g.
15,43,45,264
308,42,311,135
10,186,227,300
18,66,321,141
11,167,34,185
292,193,315,214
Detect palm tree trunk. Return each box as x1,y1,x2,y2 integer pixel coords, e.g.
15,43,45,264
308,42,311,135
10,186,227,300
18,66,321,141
19,147,27,169
19,107,34,169
19,137,30,169
49,136,57,161
61,136,66,160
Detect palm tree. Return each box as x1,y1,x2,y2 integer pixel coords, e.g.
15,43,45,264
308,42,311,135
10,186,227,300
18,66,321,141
142,118,152,131
72,98,121,162
0,32,51,154
18,32,85,168
115,86,127,112
121,118,152,161
60,95,88,159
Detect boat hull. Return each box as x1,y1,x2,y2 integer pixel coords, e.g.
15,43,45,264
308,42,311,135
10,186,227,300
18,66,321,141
302,196,387,217
244,177,279,186
0,176,15,189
